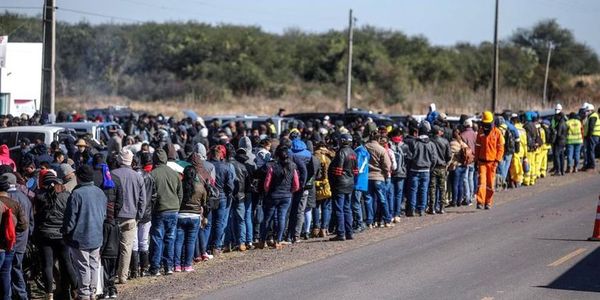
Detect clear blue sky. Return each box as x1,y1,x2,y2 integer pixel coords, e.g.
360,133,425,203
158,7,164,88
3,0,600,54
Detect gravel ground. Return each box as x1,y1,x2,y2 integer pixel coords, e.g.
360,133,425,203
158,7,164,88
118,170,594,300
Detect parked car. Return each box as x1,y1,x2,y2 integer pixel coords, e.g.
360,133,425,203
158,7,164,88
220,116,292,137
0,126,76,161
46,122,122,147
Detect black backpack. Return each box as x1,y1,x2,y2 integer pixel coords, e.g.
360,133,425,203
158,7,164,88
503,126,516,155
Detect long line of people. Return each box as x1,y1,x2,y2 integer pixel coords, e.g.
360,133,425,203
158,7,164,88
0,102,598,300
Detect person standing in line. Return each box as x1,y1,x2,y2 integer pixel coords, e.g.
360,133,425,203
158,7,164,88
328,134,358,241
475,111,505,210
62,165,107,300
565,112,584,173
552,112,568,176
428,125,451,214
460,119,477,205
364,133,393,227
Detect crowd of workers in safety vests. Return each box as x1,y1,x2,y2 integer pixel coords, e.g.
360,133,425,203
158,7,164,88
0,101,598,300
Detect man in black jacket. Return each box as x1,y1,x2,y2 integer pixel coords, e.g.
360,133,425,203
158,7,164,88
328,134,358,241
552,112,568,176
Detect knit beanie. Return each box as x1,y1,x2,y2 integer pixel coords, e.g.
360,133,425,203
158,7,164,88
0,175,11,192
76,165,95,183
118,149,134,166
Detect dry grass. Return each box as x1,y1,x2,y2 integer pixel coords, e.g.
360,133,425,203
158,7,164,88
56,83,600,117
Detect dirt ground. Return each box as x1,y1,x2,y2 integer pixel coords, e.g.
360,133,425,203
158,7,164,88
118,170,597,300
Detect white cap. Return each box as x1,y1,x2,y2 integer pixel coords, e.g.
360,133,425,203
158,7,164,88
582,102,590,110
589,104,595,111
323,115,330,121
463,119,473,127
555,104,562,112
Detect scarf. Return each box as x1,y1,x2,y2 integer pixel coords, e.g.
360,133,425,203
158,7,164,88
99,163,115,189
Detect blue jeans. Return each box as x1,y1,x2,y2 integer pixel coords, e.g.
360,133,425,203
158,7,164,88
365,180,391,224
149,211,178,273
233,195,253,245
260,196,292,242
210,197,230,250
585,136,598,169
0,250,14,299
302,207,312,235
452,167,466,205
174,217,200,268
408,171,430,213
390,177,405,217
196,210,212,258
352,190,365,228
566,143,582,169
313,199,332,229
333,193,353,238
464,164,475,204
498,154,513,181
11,251,27,300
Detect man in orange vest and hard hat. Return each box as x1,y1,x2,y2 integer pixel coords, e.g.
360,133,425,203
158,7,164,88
475,111,505,209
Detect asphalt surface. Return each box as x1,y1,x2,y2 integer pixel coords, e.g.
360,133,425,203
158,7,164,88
207,175,600,300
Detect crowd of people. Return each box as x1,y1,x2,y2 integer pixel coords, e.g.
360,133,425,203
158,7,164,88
0,101,598,300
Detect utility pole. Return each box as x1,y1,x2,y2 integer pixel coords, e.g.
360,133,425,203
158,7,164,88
345,9,354,111
542,42,554,106
41,0,56,116
491,0,499,113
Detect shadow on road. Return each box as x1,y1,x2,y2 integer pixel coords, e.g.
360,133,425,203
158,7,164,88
540,246,600,293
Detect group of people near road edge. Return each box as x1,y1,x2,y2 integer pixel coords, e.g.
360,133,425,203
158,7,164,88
0,100,598,300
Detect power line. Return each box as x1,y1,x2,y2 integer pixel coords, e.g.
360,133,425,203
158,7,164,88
0,6,41,10
56,7,142,22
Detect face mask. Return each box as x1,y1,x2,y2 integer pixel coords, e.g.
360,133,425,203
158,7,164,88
391,136,402,143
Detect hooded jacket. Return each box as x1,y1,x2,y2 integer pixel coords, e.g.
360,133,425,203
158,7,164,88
430,135,451,168
230,154,250,201
328,145,358,194
0,144,16,171
62,182,107,250
407,135,437,172
150,150,183,213
34,190,70,240
238,137,257,168
290,138,311,187
365,140,391,181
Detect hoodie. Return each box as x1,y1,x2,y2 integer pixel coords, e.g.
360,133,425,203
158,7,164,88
290,138,312,187
238,137,257,168
0,144,16,171
150,149,183,213
408,135,437,172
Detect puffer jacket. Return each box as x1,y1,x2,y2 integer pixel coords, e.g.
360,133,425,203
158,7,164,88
328,145,358,195
34,190,69,240
139,170,157,224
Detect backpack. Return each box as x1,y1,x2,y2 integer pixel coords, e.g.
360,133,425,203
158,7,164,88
503,126,516,155
461,146,475,166
1,205,16,251
314,151,332,201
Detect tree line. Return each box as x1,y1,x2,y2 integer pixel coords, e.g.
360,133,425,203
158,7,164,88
1,12,599,105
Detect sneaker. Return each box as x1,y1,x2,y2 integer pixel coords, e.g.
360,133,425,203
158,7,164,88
239,244,247,252
346,235,354,240
149,270,161,277
174,266,182,272
418,211,425,217
201,253,213,261
109,290,118,299
280,240,292,245
256,241,266,249
367,224,374,229
384,223,394,228
183,266,195,272
193,257,203,263
166,269,174,275
329,236,346,242
484,205,491,210
246,243,255,250
99,294,110,299
476,204,483,209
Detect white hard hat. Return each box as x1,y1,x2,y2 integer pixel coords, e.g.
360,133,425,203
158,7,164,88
589,104,595,111
582,102,590,110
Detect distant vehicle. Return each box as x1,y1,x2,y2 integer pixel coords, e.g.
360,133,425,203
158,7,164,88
46,122,121,147
0,43,43,116
0,126,75,159
86,106,136,121
286,108,392,127
220,116,292,137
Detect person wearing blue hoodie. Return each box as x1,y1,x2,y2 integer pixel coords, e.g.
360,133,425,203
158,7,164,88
286,131,313,243
352,135,370,232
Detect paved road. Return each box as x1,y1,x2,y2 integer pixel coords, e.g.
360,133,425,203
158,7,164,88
207,175,600,300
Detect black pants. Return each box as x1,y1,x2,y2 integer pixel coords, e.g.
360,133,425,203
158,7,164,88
38,238,78,294
553,145,566,175
102,257,117,295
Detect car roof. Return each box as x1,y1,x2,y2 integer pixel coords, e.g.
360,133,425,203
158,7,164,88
0,126,67,134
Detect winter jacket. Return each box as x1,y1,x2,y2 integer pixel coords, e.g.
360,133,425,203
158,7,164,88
524,122,541,151
354,145,370,192
210,159,235,198
0,144,16,171
8,188,32,253
328,145,358,195
460,127,477,154
0,194,27,233
407,135,437,172
138,170,157,223
93,167,123,224
230,156,249,201
390,141,409,178
553,118,568,147
179,176,206,215
290,138,312,187
62,182,107,250
264,159,299,199
475,127,505,163
151,164,183,213
430,135,451,168
34,190,69,240
306,154,321,209
238,137,257,169
111,166,146,220
365,140,391,181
